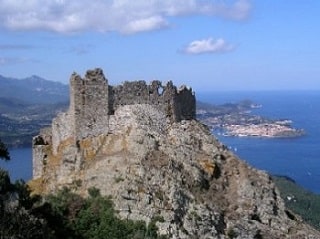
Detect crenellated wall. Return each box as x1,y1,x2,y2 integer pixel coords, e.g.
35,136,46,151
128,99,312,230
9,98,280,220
32,68,196,179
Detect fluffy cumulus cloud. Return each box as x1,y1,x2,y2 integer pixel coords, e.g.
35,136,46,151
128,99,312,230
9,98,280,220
183,38,235,54
0,0,251,34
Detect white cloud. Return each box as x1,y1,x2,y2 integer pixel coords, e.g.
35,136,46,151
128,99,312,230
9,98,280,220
0,0,251,34
122,16,169,34
183,38,235,54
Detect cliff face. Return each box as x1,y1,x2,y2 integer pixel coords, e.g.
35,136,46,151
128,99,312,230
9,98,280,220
31,69,320,238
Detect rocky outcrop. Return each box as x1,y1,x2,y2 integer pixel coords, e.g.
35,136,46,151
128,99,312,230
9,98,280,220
31,69,320,238
31,104,320,238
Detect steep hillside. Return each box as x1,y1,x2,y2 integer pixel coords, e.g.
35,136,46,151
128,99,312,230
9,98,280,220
30,69,320,238
31,104,320,238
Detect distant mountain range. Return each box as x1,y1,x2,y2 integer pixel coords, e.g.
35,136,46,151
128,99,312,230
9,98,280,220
0,74,69,104
0,74,69,147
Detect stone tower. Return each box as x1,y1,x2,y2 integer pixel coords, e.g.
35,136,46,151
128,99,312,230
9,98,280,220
70,68,109,141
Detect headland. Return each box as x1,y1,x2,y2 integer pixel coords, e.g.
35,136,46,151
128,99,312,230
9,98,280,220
197,100,305,138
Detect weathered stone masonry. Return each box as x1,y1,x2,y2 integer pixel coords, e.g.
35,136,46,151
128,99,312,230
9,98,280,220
32,68,196,179
110,79,195,122
70,69,109,141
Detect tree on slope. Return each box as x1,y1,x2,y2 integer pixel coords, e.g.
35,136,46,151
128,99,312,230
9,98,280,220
0,139,49,239
0,139,9,161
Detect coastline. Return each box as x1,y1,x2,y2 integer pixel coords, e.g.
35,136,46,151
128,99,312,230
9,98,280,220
223,123,305,138
198,90,320,194
197,100,305,139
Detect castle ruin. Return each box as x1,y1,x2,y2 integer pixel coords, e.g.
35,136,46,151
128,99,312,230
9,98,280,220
32,68,196,179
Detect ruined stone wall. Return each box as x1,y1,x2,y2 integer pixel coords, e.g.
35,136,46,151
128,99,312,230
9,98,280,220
51,112,73,155
70,69,109,140
109,80,195,122
175,85,196,121
32,127,52,179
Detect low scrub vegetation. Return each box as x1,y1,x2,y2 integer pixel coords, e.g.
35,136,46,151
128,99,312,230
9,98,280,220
0,139,165,239
0,173,166,239
273,175,320,230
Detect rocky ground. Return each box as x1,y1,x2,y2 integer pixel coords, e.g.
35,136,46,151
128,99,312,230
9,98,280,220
31,104,320,238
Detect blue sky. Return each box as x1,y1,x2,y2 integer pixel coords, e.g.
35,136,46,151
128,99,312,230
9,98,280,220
0,0,319,92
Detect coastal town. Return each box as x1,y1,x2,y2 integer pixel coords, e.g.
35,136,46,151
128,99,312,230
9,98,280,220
197,100,305,138
224,122,305,138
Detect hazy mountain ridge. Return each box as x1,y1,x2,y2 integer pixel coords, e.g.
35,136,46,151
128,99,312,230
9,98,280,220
0,74,69,104
0,75,68,147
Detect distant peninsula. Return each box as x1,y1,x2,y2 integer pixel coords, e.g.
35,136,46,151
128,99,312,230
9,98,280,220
197,100,305,138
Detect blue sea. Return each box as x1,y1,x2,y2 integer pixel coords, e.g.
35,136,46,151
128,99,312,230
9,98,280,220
1,90,320,193
198,90,320,193
0,147,32,182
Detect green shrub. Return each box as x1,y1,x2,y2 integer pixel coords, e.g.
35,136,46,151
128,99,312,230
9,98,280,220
45,187,165,239
273,175,320,230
